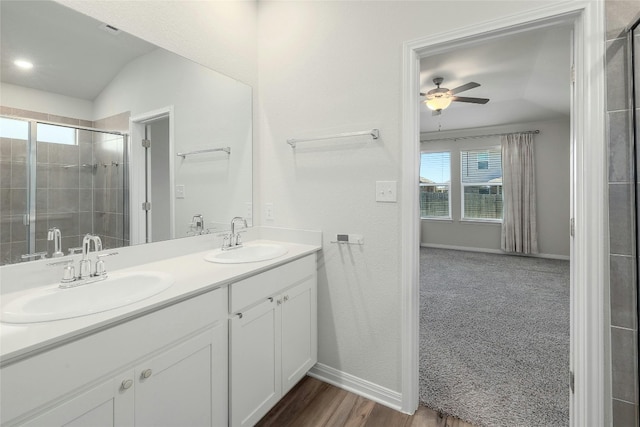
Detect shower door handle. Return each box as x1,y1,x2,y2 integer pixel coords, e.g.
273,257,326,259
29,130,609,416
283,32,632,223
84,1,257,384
22,214,30,226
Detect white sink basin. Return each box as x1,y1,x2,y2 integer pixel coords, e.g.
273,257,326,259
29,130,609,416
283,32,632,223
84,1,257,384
1,271,175,324
204,243,288,264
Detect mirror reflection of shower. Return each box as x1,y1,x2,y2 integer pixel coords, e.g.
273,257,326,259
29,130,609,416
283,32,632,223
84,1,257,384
0,114,128,265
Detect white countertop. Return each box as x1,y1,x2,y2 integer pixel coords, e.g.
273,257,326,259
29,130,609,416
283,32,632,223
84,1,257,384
0,239,320,366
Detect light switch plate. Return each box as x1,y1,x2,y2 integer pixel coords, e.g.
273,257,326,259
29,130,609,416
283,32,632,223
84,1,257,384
175,185,185,199
376,181,397,202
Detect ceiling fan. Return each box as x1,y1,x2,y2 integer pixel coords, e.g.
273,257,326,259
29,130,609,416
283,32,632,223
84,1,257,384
421,77,490,115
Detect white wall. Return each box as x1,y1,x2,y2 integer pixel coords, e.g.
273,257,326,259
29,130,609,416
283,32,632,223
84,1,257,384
57,0,566,400
93,48,253,236
258,0,560,393
421,119,571,258
55,0,258,87
0,82,93,120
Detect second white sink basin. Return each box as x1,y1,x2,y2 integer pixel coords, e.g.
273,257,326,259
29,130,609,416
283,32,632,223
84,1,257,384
1,271,175,324
204,243,288,264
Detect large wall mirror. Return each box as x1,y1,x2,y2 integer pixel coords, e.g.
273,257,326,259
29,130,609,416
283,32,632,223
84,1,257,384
0,0,253,265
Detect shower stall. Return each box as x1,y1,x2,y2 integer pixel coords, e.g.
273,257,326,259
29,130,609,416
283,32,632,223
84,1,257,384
629,14,640,426
0,116,128,266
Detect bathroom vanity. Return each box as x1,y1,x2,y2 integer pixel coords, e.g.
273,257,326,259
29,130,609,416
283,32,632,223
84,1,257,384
0,231,320,427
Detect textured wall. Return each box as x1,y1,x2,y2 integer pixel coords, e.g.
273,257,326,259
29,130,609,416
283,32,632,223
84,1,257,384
605,1,640,426
56,0,258,87
257,0,564,393
52,0,625,411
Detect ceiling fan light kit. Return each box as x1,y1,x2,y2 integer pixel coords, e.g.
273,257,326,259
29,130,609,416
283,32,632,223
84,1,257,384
422,77,489,113
425,96,452,111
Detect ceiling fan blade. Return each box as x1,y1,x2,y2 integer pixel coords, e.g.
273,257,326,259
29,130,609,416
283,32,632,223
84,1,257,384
449,82,480,95
451,96,490,104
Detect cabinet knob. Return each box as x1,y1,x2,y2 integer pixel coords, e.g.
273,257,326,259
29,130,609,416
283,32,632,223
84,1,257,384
283,295,289,302
141,369,153,379
277,299,282,305
121,379,133,390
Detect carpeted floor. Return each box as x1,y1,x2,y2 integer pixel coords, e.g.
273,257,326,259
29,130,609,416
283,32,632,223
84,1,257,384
419,248,570,427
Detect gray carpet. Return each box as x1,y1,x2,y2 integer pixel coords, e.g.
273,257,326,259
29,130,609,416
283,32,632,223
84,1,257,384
419,248,570,427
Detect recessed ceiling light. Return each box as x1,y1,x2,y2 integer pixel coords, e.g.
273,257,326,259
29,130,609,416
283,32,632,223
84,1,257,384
14,59,33,70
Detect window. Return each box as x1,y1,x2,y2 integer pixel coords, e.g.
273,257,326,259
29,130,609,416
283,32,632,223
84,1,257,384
36,123,77,145
461,148,503,221
0,117,29,140
0,119,77,145
420,151,451,218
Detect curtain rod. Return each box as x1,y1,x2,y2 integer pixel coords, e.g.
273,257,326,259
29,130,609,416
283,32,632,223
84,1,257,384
421,129,539,143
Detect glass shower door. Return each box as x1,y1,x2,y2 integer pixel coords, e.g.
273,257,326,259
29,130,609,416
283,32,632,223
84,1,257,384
0,117,30,265
0,117,128,265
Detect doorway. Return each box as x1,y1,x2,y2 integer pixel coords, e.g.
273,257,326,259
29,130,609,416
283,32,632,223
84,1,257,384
416,21,572,427
129,107,174,245
400,3,606,425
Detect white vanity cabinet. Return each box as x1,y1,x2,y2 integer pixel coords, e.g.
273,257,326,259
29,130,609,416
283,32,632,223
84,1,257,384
1,288,228,427
19,372,135,427
134,326,223,427
229,255,317,427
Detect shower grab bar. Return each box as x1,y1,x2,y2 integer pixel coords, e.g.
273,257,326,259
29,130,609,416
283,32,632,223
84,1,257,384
287,129,380,148
176,147,231,159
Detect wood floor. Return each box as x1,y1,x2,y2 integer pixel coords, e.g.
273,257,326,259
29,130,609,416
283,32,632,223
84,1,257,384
256,376,475,427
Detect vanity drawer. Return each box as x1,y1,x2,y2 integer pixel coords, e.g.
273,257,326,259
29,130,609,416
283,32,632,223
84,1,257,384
229,255,316,313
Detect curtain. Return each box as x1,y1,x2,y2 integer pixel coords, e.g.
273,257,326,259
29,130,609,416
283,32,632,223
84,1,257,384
501,132,538,254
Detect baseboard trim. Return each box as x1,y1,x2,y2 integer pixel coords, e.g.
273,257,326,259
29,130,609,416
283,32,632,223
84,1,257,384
420,243,570,261
307,363,403,412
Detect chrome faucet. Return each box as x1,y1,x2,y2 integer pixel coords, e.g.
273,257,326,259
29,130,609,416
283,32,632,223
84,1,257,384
47,227,64,258
223,217,248,250
193,214,204,234
80,234,102,278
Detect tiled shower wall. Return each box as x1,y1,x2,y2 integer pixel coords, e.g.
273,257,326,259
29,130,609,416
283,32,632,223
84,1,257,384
0,127,29,264
93,111,130,250
606,1,640,426
0,107,129,264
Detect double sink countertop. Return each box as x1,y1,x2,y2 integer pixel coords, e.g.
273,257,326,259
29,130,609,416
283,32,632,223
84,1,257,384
0,235,321,366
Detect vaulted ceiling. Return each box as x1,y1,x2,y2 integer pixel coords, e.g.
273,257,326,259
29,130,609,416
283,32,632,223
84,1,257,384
0,0,156,101
419,24,572,133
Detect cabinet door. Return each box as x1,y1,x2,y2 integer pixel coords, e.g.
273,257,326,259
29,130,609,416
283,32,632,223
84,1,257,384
135,324,225,427
230,298,281,427
281,277,317,394
20,372,135,427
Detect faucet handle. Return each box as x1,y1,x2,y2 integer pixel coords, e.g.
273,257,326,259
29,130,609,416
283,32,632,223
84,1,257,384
47,259,76,284
21,251,48,261
95,259,106,276
97,252,119,259
68,247,82,255
95,252,117,276
62,263,76,282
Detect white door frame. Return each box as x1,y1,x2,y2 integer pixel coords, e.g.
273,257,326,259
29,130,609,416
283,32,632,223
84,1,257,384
129,106,175,245
400,2,607,426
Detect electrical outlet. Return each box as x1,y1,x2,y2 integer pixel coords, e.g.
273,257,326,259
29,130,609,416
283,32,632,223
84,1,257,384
245,202,253,219
265,203,274,221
